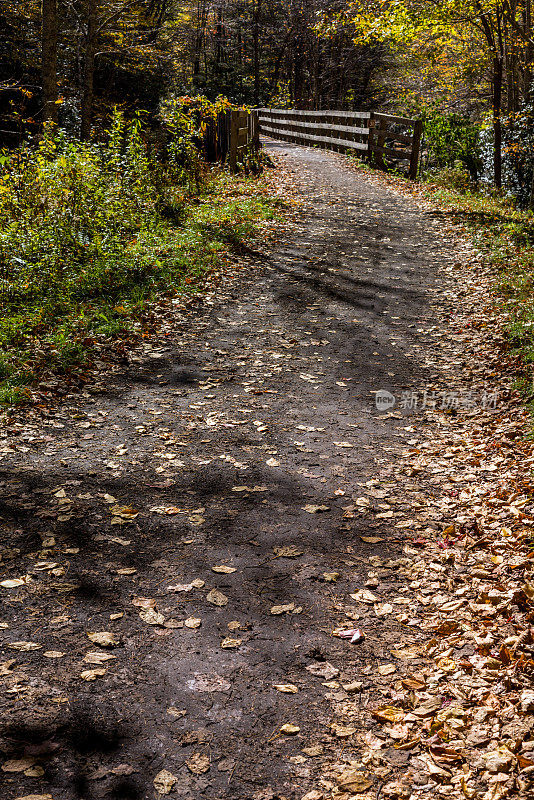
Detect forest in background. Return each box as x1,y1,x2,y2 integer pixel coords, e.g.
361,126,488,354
1,2,534,197
2,2,534,404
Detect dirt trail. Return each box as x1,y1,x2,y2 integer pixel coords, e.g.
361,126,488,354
0,142,454,800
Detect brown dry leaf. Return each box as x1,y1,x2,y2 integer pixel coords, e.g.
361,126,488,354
221,637,241,649
322,572,340,582
8,642,42,651
378,663,396,675
331,723,356,738
83,651,116,664
374,602,393,616
306,661,339,679
186,753,210,774
227,620,242,630
80,668,107,681
167,707,187,718
212,565,237,574
206,588,229,607
372,706,405,724
273,545,303,558
0,659,16,675
2,757,35,773
270,602,295,615
280,723,300,735
184,617,201,629
87,631,118,648
337,769,373,793
14,796,53,800
274,684,298,693
302,745,324,757
360,536,384,543
149,506,181,516
350,589,378,604
24,766,44,777
131,597,156,609
0,577,28,588
43,651,65,659
302,504,330,513
139,609,165,626
110,505,139,520
153,768,177,794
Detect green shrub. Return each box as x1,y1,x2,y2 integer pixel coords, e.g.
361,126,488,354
0,103,275,404
421,108,482,180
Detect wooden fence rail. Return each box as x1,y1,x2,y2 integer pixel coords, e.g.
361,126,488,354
257,108,423,180
203,109,260,172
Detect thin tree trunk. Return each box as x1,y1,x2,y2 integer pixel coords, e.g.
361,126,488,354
493,55,503,188
81,0,98,140
253,0,262,105
42,0,59,123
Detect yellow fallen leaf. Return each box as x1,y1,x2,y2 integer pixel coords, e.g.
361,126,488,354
372,706,405,723
271,603,295,615
378,663,396,676
221,637,241,649
87,631,118,648
274,684,298,693
206,588,229,606
80,668,107,681
331,723,356,738
153,768,177,794
280,723,300,735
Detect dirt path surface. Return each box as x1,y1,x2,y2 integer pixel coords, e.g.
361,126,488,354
0,142,456,800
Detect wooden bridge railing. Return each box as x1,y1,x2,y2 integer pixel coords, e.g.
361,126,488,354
257,108,423,180
203,109,260,172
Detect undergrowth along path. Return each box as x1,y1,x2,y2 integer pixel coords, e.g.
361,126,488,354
0,141,476,800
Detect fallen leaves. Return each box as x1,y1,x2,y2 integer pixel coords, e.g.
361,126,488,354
302,504,329,513
2,757,36,773
80,667,107,681
185,753,210,774
220,637,241,649
153,768,177,794
83,651,116,664
139,609,165,625
306,661,339,680
270,602,295,615
206,588,229,607
1,577,28,588
273,545,303,558
273,683,298,693
372,706,405,724
280,723,300,735
87,631,118,648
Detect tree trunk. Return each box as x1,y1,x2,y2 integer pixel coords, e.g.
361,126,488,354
253,0,262,105
493,55,503,189
81,0,98,140
42,0,59,123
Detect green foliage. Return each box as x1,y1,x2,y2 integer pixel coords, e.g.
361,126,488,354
0,110,275,404
421,108,482,180
501,103,534,208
